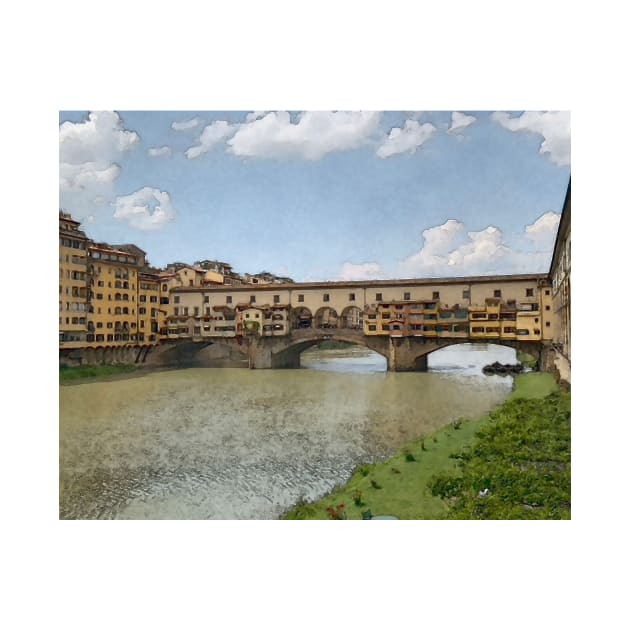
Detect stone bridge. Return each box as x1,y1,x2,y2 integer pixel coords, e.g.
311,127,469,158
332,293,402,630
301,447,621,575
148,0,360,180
145,328,545,372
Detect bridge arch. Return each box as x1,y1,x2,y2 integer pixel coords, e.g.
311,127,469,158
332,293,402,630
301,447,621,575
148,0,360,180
390,337,543,372
291,307,313,330
263,329,390,369
340,306,363,330
314,307,339,329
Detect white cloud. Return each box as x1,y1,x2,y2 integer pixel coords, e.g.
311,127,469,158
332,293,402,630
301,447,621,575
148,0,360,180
448,111,476,134
227,111,382,160
59,111,139,192
245,111,270,122
171,117,203,131
147,146,172,157
491,111,570,166
112,187,176,231
524,211,560,248
185,121,236,159
376,120,436,159
399,217,556,278
59,162,121,192
338,262,384,281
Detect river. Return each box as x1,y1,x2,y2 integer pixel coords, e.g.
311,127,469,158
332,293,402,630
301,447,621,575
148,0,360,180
59,343,518,519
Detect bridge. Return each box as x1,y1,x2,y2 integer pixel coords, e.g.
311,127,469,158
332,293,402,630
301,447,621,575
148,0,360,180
60,273,554,371
143,273,554,371
145,327,544,371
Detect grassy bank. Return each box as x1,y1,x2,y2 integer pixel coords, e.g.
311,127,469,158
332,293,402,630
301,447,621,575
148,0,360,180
59,364,137,382
283,372,566,520
517,350,538,370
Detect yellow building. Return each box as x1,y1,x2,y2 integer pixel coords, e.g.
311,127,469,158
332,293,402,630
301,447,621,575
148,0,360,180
59,211,89,348
138,270,166,343
86,243,142,345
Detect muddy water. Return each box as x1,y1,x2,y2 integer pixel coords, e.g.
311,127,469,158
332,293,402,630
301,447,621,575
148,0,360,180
59,344,516,519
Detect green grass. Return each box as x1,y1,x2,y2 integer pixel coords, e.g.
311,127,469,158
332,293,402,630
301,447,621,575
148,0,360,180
509,372,557,400
282,372,565,520
429,391,570,519
516,350,538,370
59,364,137,382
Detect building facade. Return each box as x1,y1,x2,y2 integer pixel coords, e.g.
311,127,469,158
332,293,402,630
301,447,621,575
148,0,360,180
59,212,90,348
549,180,571,384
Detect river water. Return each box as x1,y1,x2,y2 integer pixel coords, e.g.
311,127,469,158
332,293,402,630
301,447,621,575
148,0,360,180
59,343,517,519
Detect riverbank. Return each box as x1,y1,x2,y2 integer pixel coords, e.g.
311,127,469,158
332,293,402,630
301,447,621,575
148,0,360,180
59,364,179,385
282,372,566,519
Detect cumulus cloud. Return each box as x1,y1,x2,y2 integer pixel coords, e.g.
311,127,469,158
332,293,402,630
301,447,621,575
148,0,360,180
448,111,476,134
185,121,236,159
524,211,561,248
59,162,121,192
245,111,270,122
171,117,203,131
376,120,436,159
59,111,139,192
338,262,384,281
491,111,570,166
112,187,176,231
399,217,557,278
147,146,172,157
227,111,382,160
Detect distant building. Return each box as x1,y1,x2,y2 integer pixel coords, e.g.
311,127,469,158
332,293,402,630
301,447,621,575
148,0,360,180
243,271,294,285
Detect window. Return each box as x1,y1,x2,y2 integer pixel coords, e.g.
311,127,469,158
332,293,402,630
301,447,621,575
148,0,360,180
174,295,180,303
323,294,330,302
404,292,410,301
494,290,502,298
298,294,304,302
545,289,550,295
433,291,440,300
526,288,534,297
462,290,470,299
226,296,232,304
204,296,209,303
140,295,147,302
139,307,146,315
206,307,211,316
274,295,280,304
96,322,103,328
162,284,167,291
376,293,383,301
535,318,539,323
368,325,377,331
349,293,356,301
189,280,193,286
183,307,189,316
107,322,113,328
546,322,551,327
150,296,157,303
545,305,550,311
174,307,179,316
250,295,256,303
194,307,199,316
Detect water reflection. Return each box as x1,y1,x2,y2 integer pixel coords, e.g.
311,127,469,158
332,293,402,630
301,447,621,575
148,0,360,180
301,345,387,373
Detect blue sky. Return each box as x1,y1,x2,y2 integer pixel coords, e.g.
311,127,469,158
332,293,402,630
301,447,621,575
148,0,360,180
59,110,570,281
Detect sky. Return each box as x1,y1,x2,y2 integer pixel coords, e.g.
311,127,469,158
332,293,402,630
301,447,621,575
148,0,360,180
59,110,570,281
